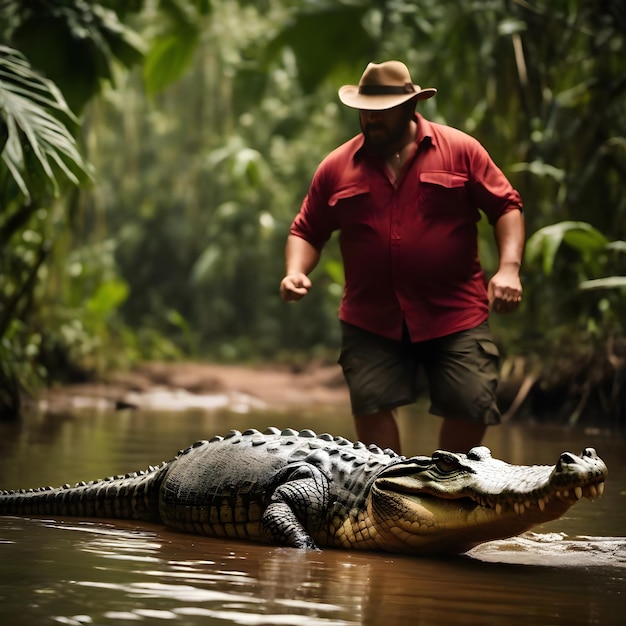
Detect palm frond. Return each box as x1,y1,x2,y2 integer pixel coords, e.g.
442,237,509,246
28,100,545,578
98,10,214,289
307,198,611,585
0,45,91,202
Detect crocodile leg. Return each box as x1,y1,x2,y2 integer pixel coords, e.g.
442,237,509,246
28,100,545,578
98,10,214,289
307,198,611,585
261,501,319,549
260,464,331,549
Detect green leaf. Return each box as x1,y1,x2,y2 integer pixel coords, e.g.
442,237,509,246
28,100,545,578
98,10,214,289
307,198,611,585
266,6,374,92
232,148,263,185
191,246,220,284
0,46,91,201
10,6,146,112
607,241,626,253
510,160,566,182
579,277,626,290
526,221,608,276
96,7,146,69
86,280,129,316
143,31,199,97
323,259,344,285
166,309,191,333
563,227,608,252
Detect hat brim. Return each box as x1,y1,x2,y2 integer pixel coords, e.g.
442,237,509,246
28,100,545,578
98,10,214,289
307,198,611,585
338,85,437,110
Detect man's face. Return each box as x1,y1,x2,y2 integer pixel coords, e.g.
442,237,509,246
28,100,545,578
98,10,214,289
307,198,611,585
359,100,415,153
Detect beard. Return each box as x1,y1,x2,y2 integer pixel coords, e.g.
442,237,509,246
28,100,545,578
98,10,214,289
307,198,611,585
360,105,415,156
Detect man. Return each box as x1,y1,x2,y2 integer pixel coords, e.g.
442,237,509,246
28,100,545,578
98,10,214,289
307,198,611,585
279,61,525,454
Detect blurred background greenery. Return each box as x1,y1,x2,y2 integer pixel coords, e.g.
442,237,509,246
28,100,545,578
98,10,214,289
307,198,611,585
1,0,624,424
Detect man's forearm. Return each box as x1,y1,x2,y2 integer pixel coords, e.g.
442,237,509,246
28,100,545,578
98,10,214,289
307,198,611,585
495,210,525,270
285,235,321,276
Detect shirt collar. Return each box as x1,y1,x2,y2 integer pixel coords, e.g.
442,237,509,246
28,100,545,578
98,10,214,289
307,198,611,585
354,113,434,163
414,113,435,147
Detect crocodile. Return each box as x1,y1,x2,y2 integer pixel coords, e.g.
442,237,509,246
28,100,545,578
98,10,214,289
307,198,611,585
0,427,608,554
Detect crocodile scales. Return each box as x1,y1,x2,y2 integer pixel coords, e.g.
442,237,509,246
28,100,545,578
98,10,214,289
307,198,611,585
0,427,608,554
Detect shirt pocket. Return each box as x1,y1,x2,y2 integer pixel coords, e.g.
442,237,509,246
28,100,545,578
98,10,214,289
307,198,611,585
418,171,470,217
328,184,374,230
328,184,370,207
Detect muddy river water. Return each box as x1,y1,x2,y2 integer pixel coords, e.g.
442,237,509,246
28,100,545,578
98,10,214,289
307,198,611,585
0,405,624,625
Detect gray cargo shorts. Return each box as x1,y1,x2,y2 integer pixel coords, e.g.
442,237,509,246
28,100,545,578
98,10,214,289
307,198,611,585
338,320,501,425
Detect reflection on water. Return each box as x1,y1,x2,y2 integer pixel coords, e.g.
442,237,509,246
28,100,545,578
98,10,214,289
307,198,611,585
0,406,625,625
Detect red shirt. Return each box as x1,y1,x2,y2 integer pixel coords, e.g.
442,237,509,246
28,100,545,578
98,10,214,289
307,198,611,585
290,114,523,342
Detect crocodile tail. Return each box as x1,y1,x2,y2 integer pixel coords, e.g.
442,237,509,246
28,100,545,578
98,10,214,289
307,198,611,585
0,464,168,522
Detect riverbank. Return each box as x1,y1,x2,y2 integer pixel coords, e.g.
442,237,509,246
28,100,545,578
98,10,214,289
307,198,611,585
38,361,351,414
32,350,626,428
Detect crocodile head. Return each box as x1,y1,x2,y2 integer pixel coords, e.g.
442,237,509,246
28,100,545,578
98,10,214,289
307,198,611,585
368,446,607,554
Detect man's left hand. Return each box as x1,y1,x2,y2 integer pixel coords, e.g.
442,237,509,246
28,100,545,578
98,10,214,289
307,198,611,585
488,270,522,314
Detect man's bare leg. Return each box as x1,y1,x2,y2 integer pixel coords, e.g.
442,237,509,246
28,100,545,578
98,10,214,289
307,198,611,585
354,409,401,454
438,417,487,452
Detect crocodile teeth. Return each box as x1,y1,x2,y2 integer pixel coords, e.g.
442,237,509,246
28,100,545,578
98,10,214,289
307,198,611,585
483,481,605,516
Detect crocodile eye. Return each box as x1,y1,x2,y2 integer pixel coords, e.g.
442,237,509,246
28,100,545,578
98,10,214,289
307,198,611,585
435,459,457,473
432,453,459,474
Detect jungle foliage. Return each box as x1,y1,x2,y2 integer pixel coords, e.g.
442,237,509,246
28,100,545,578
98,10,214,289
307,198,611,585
0,0,625,422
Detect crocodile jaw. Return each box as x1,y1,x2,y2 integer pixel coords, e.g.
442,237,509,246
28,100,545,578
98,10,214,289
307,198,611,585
370,481,605,554
368,447,608,554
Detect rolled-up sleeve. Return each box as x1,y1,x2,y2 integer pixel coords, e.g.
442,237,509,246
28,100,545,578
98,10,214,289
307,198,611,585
467,141,523,224
290,163,339,251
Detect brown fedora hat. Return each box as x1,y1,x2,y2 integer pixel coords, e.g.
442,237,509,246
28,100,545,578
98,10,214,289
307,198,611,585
338,61,437,110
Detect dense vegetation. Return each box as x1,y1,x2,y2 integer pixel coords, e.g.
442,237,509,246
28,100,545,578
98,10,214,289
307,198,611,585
1,0,625,424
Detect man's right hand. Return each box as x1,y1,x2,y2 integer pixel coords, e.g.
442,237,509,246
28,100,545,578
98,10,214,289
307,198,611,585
279,273,312,301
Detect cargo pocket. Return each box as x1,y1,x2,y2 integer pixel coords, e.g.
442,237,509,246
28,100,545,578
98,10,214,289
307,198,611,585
478,339,500,358
477,339,500,371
